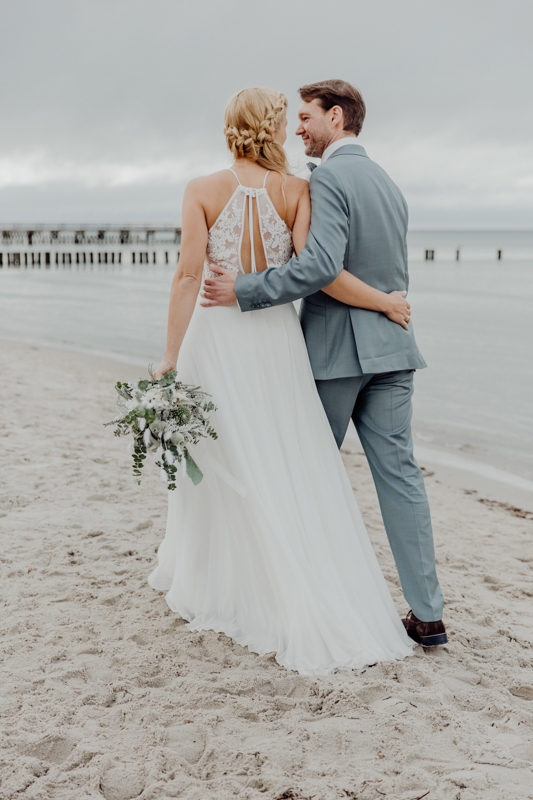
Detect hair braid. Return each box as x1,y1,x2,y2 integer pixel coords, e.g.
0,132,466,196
224,88,291,176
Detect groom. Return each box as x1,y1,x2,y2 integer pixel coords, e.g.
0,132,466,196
202,79,447,647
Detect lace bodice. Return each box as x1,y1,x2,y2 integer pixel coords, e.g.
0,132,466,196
204,170,294,281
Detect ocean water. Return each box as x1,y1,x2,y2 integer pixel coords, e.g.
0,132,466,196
1,231,532,483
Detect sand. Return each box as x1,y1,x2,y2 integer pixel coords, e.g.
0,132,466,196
1,340,533,800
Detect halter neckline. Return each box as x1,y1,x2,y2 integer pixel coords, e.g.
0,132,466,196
228,168,270,190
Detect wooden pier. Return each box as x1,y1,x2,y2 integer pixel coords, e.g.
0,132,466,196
0,224,182,268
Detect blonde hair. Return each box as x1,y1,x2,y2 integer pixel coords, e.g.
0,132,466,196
224,87,291,176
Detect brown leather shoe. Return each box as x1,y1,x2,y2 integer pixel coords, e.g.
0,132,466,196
402,610,448,646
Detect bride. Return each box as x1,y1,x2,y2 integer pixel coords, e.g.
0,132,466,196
150,87,414,675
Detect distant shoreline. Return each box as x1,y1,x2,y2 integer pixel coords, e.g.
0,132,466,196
6,333,533,510
1,223,533,232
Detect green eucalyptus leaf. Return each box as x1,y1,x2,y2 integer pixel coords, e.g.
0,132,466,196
157,370,177,387
185,452,203,486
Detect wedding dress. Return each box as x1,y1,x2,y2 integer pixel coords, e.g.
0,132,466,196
148,170,414,675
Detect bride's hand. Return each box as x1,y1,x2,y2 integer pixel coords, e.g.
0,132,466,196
153,357,176,380
384,291,411,330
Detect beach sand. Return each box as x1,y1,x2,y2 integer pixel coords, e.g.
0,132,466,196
1,340,533,800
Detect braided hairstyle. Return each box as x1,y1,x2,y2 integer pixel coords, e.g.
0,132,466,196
224,87,291,175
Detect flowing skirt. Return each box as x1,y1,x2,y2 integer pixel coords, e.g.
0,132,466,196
149,301,414,675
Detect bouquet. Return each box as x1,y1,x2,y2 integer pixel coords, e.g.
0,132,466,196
105,368,217,489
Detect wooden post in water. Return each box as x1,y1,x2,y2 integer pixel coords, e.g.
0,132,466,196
425,250,435,261
456,249,460,261
497,250,502,260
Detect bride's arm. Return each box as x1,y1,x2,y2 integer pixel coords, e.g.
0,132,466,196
154,181,208,378
292,184,411,330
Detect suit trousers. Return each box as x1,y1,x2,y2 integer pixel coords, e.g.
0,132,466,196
315,370,444,622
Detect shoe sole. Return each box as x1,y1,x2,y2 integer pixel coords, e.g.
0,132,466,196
402,619,448,647
419,632,448,647
403,624,448,647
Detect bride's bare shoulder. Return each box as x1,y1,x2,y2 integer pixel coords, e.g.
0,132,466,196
187,170,235,192
281,174,310,198
287,175,309,189
184,171,236,211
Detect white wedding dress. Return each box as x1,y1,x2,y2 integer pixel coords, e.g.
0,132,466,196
149,170,414,675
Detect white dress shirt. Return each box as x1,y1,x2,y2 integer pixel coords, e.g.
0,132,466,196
321,137,359,164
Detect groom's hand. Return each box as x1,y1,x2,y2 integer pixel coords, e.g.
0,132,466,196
200,264,238,307
384,291,411,330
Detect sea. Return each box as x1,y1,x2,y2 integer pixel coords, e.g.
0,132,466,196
1,229,532,488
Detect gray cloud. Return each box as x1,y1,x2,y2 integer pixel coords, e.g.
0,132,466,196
1,0,531,226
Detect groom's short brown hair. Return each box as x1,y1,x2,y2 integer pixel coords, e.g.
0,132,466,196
298,79,366,136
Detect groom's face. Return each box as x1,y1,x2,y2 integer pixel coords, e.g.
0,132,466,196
296,99,334,158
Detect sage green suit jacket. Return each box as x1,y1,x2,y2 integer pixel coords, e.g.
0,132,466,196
235,144,427,378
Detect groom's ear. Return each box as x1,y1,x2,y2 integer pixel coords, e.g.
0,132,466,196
328,105,344,128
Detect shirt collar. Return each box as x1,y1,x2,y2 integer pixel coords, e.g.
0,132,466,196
321,137,359,164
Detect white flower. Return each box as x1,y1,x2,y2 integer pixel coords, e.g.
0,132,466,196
126,440,135,454
171,432,185,446
138,418,147,431
143,428,152,448
164,451,174,465
145,387,163,402
163,430,172,441
160,469,169,482
156,446,164,458
118,397,137,413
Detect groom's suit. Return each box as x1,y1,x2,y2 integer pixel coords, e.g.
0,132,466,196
235,143,444,622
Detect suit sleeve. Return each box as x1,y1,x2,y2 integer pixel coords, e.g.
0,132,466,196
235,168,349,312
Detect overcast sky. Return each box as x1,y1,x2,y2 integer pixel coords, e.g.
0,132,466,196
0,0,531,228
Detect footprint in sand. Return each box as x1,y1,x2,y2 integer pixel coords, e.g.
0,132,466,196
164,723,206,764
494,733,533,762
509,685,533,700
100,760,145,800
20,734,77,765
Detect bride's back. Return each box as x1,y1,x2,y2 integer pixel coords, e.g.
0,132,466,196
198,164,307,274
